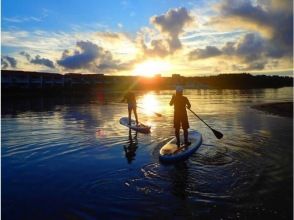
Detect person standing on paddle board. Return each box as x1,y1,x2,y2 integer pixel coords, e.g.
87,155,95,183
170,86,191,147
121,91,139,125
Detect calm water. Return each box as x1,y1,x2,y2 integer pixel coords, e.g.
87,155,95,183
2,88,293,220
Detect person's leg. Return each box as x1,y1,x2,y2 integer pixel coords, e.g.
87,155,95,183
183,129,191,145
128,108,132,125
175,128,180,147
182,115,190,145
133,107,139,125
174,114,181,146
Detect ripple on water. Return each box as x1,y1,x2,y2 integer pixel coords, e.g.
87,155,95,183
189,144,234,166
124,137,267,206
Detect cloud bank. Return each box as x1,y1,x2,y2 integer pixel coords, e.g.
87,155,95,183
188,0,293,71
1,2,292,74
211,0,292,58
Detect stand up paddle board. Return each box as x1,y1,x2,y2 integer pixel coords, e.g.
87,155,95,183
119,117,151,134
159,130,202,163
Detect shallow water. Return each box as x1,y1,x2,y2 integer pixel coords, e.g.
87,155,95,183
2,87,293,220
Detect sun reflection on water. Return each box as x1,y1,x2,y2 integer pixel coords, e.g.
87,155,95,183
138,93,161,116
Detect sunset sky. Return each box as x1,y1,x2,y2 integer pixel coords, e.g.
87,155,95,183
1,0,293,76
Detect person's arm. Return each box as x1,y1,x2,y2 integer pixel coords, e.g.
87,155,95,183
121,94,126,102
169,95,175,106
186,97,191,109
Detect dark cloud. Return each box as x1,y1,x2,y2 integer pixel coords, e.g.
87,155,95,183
1,56,17,69
218,0,270,26
31,55,55,68
189,46,222,59
215,0,293,58
142,7,194,57
189,33,270,70
222,42,237,56
235,33,266,62
57,41,102,69
151,7,193,41
57,40,132,73
20,51,55,68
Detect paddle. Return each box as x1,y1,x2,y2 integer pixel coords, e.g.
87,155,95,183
173,144,189,154
136,106,162,117
188,108,223,139
113,102,162,117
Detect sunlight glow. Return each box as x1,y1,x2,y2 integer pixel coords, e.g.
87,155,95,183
138,93,160,116
133,60,171,77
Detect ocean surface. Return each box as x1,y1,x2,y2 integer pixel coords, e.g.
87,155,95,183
2,87,293,220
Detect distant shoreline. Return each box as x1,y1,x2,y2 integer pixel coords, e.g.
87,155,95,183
2,70,293,91
251,102,293,118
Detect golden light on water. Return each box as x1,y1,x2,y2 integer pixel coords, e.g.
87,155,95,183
138,93,161,116
133,60,171,77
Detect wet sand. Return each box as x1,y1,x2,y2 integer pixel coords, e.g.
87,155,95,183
251,102,293,118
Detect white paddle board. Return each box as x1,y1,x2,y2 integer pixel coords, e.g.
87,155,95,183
119,117,151,133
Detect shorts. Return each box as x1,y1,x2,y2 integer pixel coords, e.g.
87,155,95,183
174,114,189,129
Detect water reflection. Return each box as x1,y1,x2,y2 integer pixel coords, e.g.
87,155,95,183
170,162,189,199
138,93,162,116
2,87,293,220
123,129,138,164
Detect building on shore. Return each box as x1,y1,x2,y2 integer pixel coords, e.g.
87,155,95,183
1,70,105,89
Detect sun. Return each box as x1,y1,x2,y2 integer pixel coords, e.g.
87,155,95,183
133,60,171,77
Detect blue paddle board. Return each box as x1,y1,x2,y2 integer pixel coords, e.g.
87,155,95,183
159,130,202,163
119,117,151,133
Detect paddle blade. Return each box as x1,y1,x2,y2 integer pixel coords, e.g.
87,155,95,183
212,129,223,139
155,112,162,117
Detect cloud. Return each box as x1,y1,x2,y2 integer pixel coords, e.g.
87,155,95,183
151,7,193,39
141,7,194,57
95,32,122,40
3,16,42,23
2,29,137,73
189,33,269,70
211,0,293,58
57,40,133,73
20,51,55,68
2,30,76,55
140,38,170,57
57,41,102,69
189,46,222,59
232,60,267,71
30,55,55,68
234,32,266,62
1,56,17,69
20,51,31,61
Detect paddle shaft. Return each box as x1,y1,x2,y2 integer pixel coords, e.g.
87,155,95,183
188,108,223,139
188,109,213,130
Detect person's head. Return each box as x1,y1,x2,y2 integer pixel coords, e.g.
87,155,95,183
176,86,183,95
